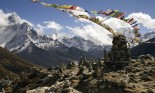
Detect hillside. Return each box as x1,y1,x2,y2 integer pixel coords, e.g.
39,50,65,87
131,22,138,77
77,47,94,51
131,43,155,57
0,47,37,79
146,37,155,42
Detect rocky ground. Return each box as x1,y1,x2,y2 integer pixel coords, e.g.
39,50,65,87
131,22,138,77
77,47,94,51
0,55,155,93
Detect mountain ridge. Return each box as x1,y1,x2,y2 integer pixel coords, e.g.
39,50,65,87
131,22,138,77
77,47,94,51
62,36,111,58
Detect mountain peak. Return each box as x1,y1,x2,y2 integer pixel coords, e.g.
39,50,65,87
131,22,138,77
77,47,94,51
72,36,85,41
141,31,155,42
8,12,21,24
20,22,31,31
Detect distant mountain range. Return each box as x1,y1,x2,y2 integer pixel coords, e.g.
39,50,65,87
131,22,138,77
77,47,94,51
0,47,37,79
62,36,111,58
0,12,99,67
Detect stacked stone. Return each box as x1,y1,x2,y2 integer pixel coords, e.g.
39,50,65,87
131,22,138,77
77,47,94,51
105,35,131,67
112,35,131,65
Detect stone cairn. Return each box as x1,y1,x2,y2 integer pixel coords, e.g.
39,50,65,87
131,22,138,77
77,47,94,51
104,35,131,67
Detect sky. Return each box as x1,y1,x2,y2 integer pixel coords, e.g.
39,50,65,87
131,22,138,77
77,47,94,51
0,0,155,45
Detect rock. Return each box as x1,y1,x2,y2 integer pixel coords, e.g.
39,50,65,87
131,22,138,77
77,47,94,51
88,79,98,88
133,67,142,72
139,54,154,61
141,74,152,81
146,89,154,93
125,66,133,72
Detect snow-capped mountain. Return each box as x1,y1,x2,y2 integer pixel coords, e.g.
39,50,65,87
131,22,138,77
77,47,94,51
62,36,101,51
141,31,155,42
62,36,111,57
0,12,64,52
0,12,94,67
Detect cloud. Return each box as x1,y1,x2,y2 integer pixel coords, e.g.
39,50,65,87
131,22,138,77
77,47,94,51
66,22,113,45
0,9,34,27
51,32,73,41
43,21,63,31
128,12,155,29
77,18,91,23
69,15,136,45
74,15,132,32
34,24,45,35
34,21,68,40
104,18,132,31
0,9,10,26
102,12,155,30
103,18,135,42
34,21,63,35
